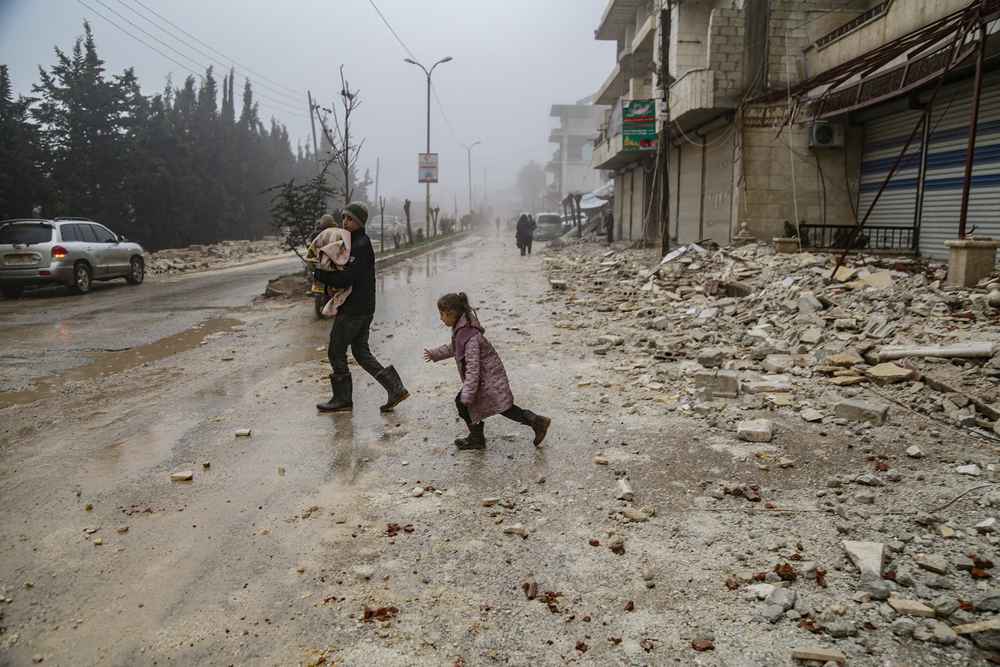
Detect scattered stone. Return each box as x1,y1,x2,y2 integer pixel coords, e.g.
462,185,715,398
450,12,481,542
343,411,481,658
826,351,864,367
976,517,997,534
891,617,917,637
503,523,529,538
697,348,725,368
616,478,634,502
235,428,252,437
835,399,889,425
170,471,194,482
867,362,915,385
791,647,845,664
748,583,776,600
412,486,424,498
930,620,958,645
622,507,653,522
765,587,796,611
914,553,949,575
593,455,609,466
956,464,982,477
905,445,924,458
800,408,824,422
889,597,935,617
352,565,375,580
481,497,499,507
694,370,741,398
737,419,774,443
954,618,1000,651
843,541,884,582
930,595,960,618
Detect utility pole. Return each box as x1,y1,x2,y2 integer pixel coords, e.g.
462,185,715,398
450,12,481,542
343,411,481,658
307,90,320,160
374,157,380,210
462,141,481,220
405,56,453,239
379,195,387,253
657,1,672,256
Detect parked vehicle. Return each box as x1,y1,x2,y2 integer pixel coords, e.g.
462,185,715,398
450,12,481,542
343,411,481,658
0,218,146,298
533,213,564,241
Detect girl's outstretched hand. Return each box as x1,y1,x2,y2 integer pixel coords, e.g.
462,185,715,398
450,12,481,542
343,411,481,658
423,349,433,363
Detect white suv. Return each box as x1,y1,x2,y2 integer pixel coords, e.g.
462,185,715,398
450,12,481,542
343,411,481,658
0,218,146,298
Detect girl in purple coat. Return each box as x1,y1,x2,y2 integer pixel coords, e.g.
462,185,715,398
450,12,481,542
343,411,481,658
424,292,551,450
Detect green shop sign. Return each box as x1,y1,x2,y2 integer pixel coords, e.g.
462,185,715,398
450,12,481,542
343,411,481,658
623,99,657,152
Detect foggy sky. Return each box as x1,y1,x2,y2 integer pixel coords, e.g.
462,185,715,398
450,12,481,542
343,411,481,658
0,0,614,214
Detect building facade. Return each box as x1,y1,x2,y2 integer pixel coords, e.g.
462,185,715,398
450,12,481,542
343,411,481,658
547,101,609,203
589,0,994,259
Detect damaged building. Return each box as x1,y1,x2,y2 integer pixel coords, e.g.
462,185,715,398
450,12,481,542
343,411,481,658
589,0,1000,264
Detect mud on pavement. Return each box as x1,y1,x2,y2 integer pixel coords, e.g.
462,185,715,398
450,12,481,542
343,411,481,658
1,235,998,665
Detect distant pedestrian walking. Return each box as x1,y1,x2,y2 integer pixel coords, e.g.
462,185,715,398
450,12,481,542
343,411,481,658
515,214,535,256
424,292,550,450
312,202,409,414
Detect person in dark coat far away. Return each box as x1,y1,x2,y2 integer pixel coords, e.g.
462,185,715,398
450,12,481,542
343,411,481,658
313,202,409,414
515,214,536,256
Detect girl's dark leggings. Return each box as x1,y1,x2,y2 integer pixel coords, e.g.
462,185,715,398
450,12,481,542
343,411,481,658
455,392,530,427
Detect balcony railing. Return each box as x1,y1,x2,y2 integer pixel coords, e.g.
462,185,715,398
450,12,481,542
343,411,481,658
798,224,916,252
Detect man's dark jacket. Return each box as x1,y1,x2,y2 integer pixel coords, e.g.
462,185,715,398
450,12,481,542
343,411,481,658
313,228,376,316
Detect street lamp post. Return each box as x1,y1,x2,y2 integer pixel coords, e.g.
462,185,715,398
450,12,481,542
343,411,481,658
462,140,481,221
405,56,452,238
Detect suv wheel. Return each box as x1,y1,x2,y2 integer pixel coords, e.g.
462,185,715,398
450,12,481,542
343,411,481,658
1,286,24,299
126,257,144,285
70,262,92,295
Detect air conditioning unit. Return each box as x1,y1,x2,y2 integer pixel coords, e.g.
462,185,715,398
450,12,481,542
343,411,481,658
809,121,845,149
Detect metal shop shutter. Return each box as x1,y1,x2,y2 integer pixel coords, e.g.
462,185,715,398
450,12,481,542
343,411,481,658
859,108,926,233
919,72,1000,259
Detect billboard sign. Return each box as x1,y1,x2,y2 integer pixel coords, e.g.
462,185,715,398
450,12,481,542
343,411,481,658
418,153,439,183
623,99,657,152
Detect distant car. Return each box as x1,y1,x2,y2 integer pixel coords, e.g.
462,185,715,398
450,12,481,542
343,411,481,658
533,213,565,241
0,218,146,298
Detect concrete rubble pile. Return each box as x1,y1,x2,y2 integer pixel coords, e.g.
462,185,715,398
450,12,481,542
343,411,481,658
544,240,1000,664
146,237,286,276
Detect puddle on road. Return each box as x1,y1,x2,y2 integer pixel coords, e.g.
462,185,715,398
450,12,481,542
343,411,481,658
0,317,243,408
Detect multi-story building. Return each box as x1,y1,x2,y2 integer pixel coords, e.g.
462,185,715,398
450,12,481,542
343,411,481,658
591,0,659,242
546,99,609,203
590,0,997,259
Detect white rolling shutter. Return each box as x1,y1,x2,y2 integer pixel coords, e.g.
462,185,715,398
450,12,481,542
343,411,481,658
919,72,1000,259
859,109,925,232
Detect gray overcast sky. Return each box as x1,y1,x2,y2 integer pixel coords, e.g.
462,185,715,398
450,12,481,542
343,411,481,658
0,0,614,212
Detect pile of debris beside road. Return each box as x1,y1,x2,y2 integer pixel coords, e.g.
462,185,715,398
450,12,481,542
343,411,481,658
146,237,287,276
544,240,1000,436
544,239,1000,663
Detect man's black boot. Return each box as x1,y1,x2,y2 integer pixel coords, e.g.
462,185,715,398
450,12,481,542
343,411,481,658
317,373,353,413
375,365,410,413
455,423,486,450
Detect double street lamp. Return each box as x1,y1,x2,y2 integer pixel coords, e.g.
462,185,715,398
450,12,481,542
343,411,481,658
405,56,452,237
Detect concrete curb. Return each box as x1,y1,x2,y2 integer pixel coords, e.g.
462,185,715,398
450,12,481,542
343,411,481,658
373,231,472,270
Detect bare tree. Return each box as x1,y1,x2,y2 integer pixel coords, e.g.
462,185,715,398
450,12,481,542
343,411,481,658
315,66,365,207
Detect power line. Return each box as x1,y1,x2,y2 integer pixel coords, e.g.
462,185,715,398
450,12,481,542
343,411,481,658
366,0,464,144
75,0,305,119
114,0,303,104
90,0,303,115
366,0,418,61
129,0,303,98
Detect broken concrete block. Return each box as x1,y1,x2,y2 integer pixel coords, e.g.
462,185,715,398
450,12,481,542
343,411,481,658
737,419,774,443
956,464,982,477
976,517,997,534
798,292,823,314
843,540,884,582
170,471,194,482
697,348,725,368
834,318,858,331
833,266,858,283
763,354,795,373
825,351,864,367
859,270,894,290
954,618,1000,651
829,375,866,387
743,378,793,394
693,370,740,398
800,408,823,422
800,327,823,345
835,399,889,425
888,597,935,618
915,553,949,575
549,279,568,290
616,478,634,502
235,428,252,437
867,362,915,385
791,647,845,665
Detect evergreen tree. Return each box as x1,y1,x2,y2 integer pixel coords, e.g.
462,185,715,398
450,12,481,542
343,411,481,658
0,65,49,218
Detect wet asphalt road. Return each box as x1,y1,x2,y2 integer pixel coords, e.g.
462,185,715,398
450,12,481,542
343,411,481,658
0,234,595,665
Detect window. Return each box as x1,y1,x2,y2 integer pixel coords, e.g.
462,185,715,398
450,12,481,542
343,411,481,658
60,224,81,242
0,223,53,245
77,224,98,243
89,225,117,243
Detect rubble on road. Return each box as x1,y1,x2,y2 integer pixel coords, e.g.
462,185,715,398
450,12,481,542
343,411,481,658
146,237,287,276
